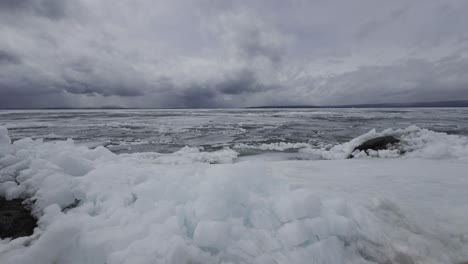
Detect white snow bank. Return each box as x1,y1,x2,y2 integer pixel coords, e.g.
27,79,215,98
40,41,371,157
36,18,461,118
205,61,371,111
301,125,468,160
120,146,238,164
1,126,468,264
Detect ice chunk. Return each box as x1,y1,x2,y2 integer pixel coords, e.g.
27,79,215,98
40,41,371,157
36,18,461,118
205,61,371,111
193,221,230,252
255,255,279,264
0,126,11,145
54,155,94,177
272,189,322,223
290,237,345,264
325,214,357,238
277,220,309,247
305,218,330,241
249,208,282,230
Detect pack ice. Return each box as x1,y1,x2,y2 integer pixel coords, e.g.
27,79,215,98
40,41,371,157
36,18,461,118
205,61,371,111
1,125,468,264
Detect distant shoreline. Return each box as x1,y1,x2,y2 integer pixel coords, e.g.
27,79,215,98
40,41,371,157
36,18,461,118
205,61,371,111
0,100,467,110
248,100,468,109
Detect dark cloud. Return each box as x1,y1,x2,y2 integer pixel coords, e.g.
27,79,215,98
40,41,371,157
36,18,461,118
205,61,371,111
0,0,29,9
142,71,271,108
0,0,68,19
0,50,21,65
0,0,467,108
218,70,259,95
313,56,468,105
178,87,218,108
61,82,144,97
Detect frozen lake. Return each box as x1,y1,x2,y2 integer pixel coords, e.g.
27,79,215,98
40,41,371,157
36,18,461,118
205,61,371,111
1,108,468,264
1,108,468,155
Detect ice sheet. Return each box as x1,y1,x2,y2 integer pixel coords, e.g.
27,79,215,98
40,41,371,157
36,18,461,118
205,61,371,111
1,126,467,264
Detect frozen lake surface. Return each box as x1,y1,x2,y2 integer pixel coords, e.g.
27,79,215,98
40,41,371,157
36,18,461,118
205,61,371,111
1,108,468,264
1,108,468,154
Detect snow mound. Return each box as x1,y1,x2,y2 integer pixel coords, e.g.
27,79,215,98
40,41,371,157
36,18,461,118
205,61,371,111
1,126,467,264
301,125,468,160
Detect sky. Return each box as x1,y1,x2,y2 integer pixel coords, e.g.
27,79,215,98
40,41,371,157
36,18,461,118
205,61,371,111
1,0,468,108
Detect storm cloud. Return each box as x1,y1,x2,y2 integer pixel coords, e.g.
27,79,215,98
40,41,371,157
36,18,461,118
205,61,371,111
0,0,467,108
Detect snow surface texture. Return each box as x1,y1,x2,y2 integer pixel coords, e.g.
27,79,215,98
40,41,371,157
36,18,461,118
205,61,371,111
300,125,468,160
1,126,468,264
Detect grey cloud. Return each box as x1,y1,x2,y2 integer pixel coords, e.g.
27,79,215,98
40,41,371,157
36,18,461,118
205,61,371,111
0,0,68,19
0,0,29,10
61,82,144,97
59,64,146,97
215,10,289,65
312,56,468,105
147,70,274,108
0,50,21,65
178,87,218,108
233,28,284,64
141,78,219,108
218,70,260,95
356,20,388,40
355,5,409,40
1,0,468,108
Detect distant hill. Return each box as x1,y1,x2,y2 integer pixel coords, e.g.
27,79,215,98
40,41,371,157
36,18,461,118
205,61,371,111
249,100,468,108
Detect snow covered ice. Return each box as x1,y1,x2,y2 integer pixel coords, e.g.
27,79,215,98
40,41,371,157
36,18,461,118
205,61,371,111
1,121,468,264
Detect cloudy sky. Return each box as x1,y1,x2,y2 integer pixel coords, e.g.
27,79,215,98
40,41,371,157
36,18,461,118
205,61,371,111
1,0,468,108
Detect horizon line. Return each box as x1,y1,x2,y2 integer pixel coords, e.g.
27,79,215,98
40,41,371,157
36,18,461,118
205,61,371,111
1,99,468,110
